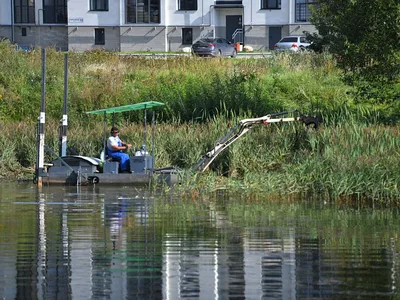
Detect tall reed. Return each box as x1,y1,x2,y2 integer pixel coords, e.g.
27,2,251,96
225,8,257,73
0,41,357,125
3,108,399,202
1,42,399,202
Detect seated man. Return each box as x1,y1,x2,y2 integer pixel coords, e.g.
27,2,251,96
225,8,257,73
107,127,132,173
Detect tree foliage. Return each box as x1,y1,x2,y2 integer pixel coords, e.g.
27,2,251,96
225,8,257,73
307,0,400,104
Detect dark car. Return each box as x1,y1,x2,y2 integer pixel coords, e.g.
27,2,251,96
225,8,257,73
192,38,237,57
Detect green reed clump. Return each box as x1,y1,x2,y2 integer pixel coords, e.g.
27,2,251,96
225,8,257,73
167,111,400,202
0,134,19,177
0,43,399,201
1,110,399,202
0,41,355,125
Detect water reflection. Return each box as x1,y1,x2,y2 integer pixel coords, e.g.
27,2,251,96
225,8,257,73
0,182,400,299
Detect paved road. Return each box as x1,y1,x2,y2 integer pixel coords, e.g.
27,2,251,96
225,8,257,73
121,52,273,59
238,52,272,58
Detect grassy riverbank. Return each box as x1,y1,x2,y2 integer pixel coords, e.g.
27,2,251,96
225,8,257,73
0,41,352,124
1,110,399,202
0,41,399,202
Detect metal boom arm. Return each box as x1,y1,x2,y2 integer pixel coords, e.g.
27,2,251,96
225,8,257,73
192,111,319,173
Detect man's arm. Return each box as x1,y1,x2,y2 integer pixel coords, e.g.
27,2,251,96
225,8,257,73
119,140,132,150
108,137,131,151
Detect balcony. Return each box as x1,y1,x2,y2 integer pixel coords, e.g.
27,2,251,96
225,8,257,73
214,1,243,8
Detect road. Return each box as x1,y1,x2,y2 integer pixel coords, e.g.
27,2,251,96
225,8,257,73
121,52,273,59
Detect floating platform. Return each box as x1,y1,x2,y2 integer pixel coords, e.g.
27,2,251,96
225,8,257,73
41,155,179,186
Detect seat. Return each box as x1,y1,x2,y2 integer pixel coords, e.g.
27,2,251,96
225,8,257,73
100,149,121,174
100,149,121,163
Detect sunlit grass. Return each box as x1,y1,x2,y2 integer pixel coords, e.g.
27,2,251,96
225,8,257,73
1,110,399,202
0,42,399,202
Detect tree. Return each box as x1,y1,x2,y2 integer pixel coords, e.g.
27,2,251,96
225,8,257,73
307,0,400,104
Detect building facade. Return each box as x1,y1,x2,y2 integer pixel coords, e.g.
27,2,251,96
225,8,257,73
0,0,316,52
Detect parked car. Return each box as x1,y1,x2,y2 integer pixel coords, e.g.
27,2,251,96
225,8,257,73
192,38,237,57
274,36,311,52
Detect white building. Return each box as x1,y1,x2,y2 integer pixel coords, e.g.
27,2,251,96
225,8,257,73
0,0,316,52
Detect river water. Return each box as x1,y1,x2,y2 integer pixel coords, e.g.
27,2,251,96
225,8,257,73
0,182,399,299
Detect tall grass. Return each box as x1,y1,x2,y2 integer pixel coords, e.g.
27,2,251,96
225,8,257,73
0,42,399,202
1,109,399,202
0,41,355,125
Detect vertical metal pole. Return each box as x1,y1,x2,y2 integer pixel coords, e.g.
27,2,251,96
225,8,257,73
151,110,155,167
241,7,245,46
10,0,14,42
37,48,46,187
60,53,68,157
144,106,147,171
103,112,107,158
143,105,147,148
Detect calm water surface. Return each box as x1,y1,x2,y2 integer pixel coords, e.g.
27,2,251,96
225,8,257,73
0,182,400,299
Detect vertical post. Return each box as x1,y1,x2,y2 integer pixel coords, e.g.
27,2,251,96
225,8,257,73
151,110,155,166
103,112,107,158
143,106,147,171
60,53,68,157
10,0,14,42
143,105,147,148
37,48,46,187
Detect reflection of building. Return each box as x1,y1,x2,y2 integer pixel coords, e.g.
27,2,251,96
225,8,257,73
162,230,297,298
2,189,400,299
0,0,316,51
107,197,164,299
0,254,17,299
4,194,72,299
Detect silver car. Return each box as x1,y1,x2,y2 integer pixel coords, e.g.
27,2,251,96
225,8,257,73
192,38,237,57
274,36,311,52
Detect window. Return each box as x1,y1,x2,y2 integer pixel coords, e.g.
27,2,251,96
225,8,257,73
22,27,27,36
126,0,160,23
280,37,297,43
43,0,67,24
90,0,109,11
179,0,197,10
14,0,35,23
182,28,193,45
261,0,281,9
295,0,315,22
95,28,105,45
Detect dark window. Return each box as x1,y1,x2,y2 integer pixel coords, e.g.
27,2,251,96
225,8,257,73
280,37,298,43
95,28,105,45
43,0,67,24
126,0,160,23
182,28,193,45
14,0,35,23
21,27,27,36
295,0,315,22
261,0,281,9
179,0,197,11
90,0,109,11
